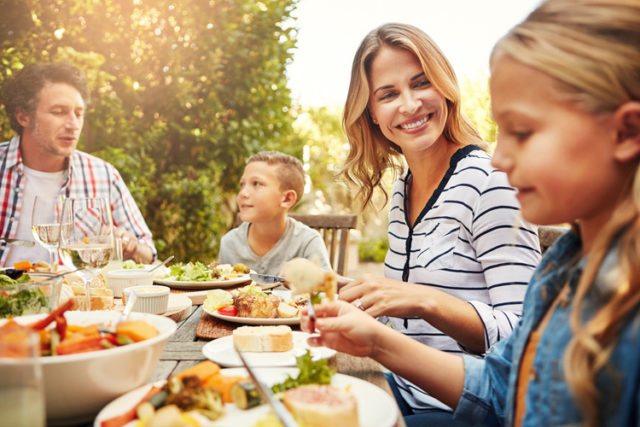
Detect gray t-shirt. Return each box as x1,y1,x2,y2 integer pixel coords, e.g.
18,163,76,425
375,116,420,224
218,217,331,275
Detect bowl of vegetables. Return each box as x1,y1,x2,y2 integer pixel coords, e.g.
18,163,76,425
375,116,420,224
0,301,176,426
0,269,61,318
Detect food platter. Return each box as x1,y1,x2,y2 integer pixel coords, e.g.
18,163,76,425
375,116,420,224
203,305,300,325
201,332,335,367
94,367,398,427
154,275,252,289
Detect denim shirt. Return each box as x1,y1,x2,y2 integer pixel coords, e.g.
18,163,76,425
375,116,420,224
455,230,640,426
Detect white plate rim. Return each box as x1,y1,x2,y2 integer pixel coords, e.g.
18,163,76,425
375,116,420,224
201,331,336,367
94,367,398,427
154,275,252,289
203,305,301,325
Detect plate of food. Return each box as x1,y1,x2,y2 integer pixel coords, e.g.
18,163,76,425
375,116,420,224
202,286,302,325
154,262,252,289
94,356,398,427
202,326,335,367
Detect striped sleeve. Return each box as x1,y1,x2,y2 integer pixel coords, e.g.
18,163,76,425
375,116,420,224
468,169,540,350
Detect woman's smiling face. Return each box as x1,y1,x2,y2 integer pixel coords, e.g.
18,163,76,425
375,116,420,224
367,46,449,154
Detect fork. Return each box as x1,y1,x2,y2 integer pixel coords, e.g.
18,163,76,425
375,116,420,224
306,298,317,334
99,292,137,335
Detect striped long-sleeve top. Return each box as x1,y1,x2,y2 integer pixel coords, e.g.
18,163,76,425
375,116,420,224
385,145,540,411
0,136,156,266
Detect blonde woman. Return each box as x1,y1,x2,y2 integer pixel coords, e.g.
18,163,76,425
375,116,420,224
305,1,640,426
337,23,540,425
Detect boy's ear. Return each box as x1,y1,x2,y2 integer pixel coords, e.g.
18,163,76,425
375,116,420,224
281,189,298,209
614,101,640,162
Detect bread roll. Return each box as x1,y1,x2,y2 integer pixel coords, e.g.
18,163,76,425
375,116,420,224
232,325,293,352
283,385,359,427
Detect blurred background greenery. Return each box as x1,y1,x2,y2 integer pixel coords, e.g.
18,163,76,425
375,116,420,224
0,0,495,263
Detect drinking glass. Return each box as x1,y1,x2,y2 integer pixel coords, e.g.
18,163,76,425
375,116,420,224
58,197,114,310
0,328,46,427
31,195,65,271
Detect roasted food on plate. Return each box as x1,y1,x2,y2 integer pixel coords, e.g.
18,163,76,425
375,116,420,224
283,384,359,427
234,292,279,318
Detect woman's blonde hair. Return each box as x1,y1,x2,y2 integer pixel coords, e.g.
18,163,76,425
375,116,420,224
494,1,640,425
341,23,484,209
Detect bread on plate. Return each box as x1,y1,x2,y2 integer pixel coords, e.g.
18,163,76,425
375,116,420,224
232,325,293,352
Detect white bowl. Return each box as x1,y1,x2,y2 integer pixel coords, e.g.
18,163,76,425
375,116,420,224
105,269,154,297
124,285,170,314
0,310,176,425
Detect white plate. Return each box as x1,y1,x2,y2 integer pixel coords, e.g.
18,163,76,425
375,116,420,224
94,367,398,427
203,306,300,325
202,331,335,367
155,275,252,289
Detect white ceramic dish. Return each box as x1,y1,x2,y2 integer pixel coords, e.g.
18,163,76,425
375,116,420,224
154,275,252,289
106,269,154,297
94,367,398,427
0,311,176,426
124,285,170,314
202,331,335,367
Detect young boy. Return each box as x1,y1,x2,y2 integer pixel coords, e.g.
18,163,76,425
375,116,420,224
218,151,331,275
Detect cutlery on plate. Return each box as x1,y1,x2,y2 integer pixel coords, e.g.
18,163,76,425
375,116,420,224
250,273,286,285
99,292,137,334
0,238,36,248
37,268,84,283
148,255,174,272
235,347,299,427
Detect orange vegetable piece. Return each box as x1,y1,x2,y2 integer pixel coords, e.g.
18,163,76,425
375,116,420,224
115,320,159,342
205,374,248,403
13,261,32,271
174,360,221,382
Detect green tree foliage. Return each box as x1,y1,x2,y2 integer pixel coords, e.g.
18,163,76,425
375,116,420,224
0,0,301,261
460,74,497,145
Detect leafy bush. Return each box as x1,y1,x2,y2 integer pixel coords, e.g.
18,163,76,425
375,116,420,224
358,238,389,263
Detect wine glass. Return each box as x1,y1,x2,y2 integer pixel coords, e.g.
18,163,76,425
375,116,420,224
58,198,114,310
31,195,65,272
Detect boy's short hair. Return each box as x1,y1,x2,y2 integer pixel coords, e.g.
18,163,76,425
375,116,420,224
247,151,305,205
2,62,89,136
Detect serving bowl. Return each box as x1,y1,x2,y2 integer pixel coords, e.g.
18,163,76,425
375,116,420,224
0,310,176,425
105,269,154,297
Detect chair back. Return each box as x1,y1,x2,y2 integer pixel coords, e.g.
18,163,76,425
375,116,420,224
538,225,568,253
289,214,358,276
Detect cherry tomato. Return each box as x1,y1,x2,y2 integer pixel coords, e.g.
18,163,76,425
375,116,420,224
218,305,238,316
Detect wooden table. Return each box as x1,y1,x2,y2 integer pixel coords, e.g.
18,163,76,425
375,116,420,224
153,305,406,427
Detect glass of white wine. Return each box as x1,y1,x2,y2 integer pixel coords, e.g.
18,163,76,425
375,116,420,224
58,197,114,310
31,195,65,272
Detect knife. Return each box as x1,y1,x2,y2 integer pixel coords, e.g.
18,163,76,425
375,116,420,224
235,348,299,427
0,238,36,248
250,272,286,285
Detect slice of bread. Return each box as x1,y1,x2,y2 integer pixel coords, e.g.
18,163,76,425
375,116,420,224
232,325,293,352
283,384,359,427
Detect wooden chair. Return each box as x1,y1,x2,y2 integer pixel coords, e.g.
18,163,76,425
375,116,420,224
233,213,358,275
289,214,358,276
538,225,569,253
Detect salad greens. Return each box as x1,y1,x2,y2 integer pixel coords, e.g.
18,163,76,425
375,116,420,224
169,262,212,281
122,260,145,269
203,289,233,312
0,271,48,318
271,350,335,393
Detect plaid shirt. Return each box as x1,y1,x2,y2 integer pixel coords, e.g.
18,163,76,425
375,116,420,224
0,136,156,266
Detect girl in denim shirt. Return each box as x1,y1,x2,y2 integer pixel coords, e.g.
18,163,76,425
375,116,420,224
303,1,640,426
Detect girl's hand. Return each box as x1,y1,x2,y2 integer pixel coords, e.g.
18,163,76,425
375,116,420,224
339,274,428,318
302,301,384,358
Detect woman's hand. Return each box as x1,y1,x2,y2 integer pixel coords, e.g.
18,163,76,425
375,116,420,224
339,274,429,318
302,300,385,358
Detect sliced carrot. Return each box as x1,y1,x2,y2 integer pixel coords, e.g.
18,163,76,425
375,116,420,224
13,261,32,271
28,299,74,330
99,386,163,427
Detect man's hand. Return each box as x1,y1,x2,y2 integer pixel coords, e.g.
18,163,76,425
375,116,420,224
114,228,153,264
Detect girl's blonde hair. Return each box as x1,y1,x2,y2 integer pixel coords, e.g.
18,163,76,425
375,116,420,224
494,1,640,425
341,23,484,209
